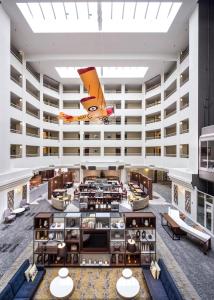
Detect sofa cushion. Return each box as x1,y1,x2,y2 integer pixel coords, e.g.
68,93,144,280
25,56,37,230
158,259,183,300
15,271,44,299
9,260,30,295
143,267,169,300
0,284,14,300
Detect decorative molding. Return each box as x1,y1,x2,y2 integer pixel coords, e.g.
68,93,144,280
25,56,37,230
173,184,178,205
185,190,191,214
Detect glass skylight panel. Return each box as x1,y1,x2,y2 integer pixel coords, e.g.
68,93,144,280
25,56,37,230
55,67,148,79
17,2,182,33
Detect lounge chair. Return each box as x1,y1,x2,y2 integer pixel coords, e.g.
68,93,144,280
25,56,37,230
3,208,16,223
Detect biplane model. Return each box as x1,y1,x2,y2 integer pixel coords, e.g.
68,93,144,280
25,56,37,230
58,67,114,125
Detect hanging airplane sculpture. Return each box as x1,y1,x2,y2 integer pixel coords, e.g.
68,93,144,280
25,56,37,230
58,67,114,125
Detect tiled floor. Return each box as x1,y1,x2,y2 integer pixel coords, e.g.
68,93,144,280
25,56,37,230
0,185,214,299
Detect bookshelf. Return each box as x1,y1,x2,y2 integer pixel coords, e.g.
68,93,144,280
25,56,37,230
33,212,156,267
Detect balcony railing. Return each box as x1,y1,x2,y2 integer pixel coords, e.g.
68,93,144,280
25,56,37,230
63,137,80,140
26,132,40,138
10,102,22,111
125,122,142,125
63,153,80,156
164,87,177,100
44,136,59,140
146,101,161,109
125,137,141,140
43,153,59,156
165,153,177,157
26,88,40,100
125,153,141,156
164,132,176,138
26,110,40,119
10,128,22,134
26,153,39,157
180,47,189,63
11,76,22,87
84,153,101,156
180,103,189,110
146,118,161,124
104,153,121,156
43,100,59,108
146,136,161,140
145,153,161,157
164,110,176,119
180,154,189,158
10,154,22,158
43,118,59,124
84,137,100,140
180,128,189,134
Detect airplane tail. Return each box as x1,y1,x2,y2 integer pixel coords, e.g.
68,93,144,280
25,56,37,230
58,112,74,123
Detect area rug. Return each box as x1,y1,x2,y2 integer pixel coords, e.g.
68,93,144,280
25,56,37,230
33,267,151,300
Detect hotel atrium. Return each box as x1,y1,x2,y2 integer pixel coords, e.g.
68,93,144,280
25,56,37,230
0,1,214,299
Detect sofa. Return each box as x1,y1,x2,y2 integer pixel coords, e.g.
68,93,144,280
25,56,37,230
132,196,149,211
142,258,183,300
0,259,46,300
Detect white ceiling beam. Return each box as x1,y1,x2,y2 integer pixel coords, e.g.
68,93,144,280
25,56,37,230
26,53,177,62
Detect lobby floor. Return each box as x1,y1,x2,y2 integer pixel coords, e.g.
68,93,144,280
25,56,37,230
0,190,213,300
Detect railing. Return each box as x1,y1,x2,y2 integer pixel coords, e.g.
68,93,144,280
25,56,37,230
180,77,189,87
125,137,141,140
43,118,59,124
63,137,80,140
180,103,189,110
164,132,176,138
84,153,101,156
43,153,59,157
146,101,161,109
10,46,23,63
145,82,161,93
26,110,40,119
10,154,22,158
63,122,80,125
11,76,22,87
10,128,22,134
104,153,121,156
180,47,189,63
26,63,40,81
26,153,40,157
180,154,189,158
43,136,59,140
125,122,142,125
125,153,142,156
63,153,80,156
145,136,161,140
125,90,142,93
63,89,80,93
165,153,177,157
43,100,59,108
145,75,161,93
63,105,80,109
84,138,101,140
26,88,40,100
180,128,189,134
145,153,161,157
164,88,177,100
26,132,40,138
145,118,161,124
164,110,176,119
125,106,142,109
10,102,22,111
104,137,121,140
43,75,60,92
105,90,121,93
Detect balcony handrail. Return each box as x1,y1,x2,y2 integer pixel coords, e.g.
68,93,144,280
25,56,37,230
63,122,80,125
10,48,23,63
180,77,189,87
165,153,177,157
145,153,161,156
26,110,40,119
43,82,59,93
164,110,177,119
63,137,80,140
180,154,189,158
125,137,141,140
84,153,101,156
43,100,59,108
164,87,177,100
26,64,40,81
125,90,142,93
43,118,59,124
104,137,121,140
180,128,189,134
11,75,22,87
84,138,101,140
146,100,161,109
10,102,22,111
125,153,142,156
104,153,121,156
43,153,59,156
145,82,161,93
180,47,189,63
26,153,40,157
125,122,142,125
105,90,121,93
125,106,142,109
63,153,80,156
63,89,80,93
146,118,161,124
10,128,22,134
180,102,189,110
26,132,40,138
164,131,176,138
10,154,22,158
26,88,40,100
146,136,161,140
44,136,59,140
63,105,80,109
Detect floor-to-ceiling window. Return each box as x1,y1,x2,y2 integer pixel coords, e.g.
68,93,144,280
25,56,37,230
197,190,214,233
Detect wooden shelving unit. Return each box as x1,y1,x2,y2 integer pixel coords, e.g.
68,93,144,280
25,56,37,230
33,212,156,267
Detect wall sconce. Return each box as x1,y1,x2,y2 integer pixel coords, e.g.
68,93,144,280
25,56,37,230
145,168,149,172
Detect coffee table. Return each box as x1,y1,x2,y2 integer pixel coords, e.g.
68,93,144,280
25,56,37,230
116,268,140,299
50,268,73,299
12,207,25,215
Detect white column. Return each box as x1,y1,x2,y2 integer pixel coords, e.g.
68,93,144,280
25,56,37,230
0,6,11,172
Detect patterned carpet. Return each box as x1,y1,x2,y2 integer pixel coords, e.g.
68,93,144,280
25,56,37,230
34,267,151,300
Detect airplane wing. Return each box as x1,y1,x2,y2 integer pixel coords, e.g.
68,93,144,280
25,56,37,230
78,67,106,113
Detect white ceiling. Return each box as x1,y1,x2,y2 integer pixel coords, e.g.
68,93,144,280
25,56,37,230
3,0,197,84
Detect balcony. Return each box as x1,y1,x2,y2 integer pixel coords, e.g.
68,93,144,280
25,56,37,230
43,94,59,108
180,68,189,87
84,148,101,156
125,84,142,93
145,147,161,156
125,132,142,140
164,124,177,138
104,84,121,93
63,84,80,93
63,147,80,156
43,112,59,124
43,130,59,140
26,102,40,119
26,124,40,138
164,145,177,157
125,147,141,156
104,132,121,140
108,116,121,125
180,144,189,158
26,80,40,100
145,112,161,124
26,145,40,157
125,116,142,125
164,62,177,82
26,62,40,81
164,102,177,119
164,80,177,100
11,45,23,63
145,94,161,109
43,75,60,92
180,119,189,134
63,101,80,109
84,132,101,140
43,147,59,156
10,66,22,87
10,118,22,134
146,130,161,140
63,132,80,140
180,93,189,110
10,144,22,158
106,100,121,109
104,147,121,156
145,75,161,93
10,92,22,111
180,46,189,63
125,101,142,109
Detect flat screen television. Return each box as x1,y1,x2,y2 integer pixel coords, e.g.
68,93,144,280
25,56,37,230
81,230,109,252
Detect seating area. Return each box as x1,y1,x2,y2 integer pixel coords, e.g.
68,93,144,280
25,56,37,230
0,259,45,300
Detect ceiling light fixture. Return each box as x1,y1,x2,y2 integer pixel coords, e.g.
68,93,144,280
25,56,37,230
17,1,182,33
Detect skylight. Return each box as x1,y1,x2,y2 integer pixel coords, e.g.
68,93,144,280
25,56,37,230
55,67,148,78
17,2,182,33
